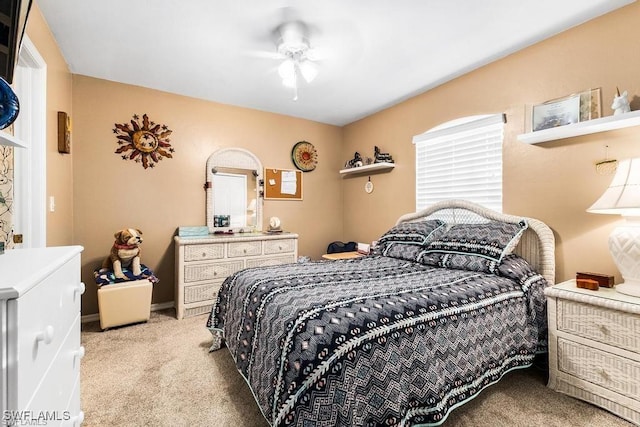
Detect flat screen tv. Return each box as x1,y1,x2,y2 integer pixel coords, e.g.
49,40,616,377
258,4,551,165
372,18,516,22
0,0,33,84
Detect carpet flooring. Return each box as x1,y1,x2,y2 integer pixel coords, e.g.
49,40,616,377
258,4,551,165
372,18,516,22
80,310,634,427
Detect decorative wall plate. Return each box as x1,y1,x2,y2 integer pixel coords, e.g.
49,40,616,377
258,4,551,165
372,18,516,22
0,77,19,130
291,141,318,172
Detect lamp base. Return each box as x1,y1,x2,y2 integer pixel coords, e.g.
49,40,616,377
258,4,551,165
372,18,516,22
615,281,640,297
609,219,640,298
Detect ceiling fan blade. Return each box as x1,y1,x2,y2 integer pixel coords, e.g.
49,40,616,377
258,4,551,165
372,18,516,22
245,50,285,60
305,46,330,61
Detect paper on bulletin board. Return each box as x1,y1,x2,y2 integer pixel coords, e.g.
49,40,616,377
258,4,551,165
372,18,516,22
281,170,297,195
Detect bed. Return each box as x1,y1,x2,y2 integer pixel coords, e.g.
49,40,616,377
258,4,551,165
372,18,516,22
207,200,555,426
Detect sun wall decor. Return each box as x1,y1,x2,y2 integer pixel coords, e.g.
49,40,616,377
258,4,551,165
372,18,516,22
112,113,174,169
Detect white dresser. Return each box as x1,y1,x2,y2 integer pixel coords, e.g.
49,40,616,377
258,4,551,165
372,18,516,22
174,232,298,319
545,280,640,425
0,246,85,427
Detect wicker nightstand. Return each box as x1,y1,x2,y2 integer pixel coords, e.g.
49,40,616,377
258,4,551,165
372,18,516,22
545,280,640,424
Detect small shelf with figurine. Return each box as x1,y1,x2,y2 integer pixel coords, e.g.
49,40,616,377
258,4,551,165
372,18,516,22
340,162,395,175
518,88,640,144
340,146,395,176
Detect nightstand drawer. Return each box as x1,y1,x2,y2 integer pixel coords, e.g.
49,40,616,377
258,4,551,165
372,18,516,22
557,299,640,353
558,338,640,400
184,244,224,261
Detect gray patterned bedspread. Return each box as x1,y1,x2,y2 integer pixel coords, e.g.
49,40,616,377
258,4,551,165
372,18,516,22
207,254,548,426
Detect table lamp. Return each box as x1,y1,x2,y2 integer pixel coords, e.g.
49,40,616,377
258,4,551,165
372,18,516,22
587,157,640,296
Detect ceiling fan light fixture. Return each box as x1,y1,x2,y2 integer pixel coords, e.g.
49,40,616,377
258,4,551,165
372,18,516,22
278,59,296,80
298,60,318,83
282,76,297,89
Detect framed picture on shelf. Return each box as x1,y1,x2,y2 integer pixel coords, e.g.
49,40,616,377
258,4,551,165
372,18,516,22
532,94,581,132
579,88,601,122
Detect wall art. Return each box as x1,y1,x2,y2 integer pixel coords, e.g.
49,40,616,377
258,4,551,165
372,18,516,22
113,113,174,169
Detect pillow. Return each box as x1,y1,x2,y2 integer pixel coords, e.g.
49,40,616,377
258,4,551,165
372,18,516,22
419,220,528,273
377,219,446,251
381,242,424,262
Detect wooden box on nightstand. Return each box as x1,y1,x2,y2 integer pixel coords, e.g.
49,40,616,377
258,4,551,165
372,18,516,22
545,280,640,424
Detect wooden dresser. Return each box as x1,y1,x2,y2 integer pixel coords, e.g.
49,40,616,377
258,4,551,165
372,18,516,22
174,232,298,319
545,280,640,425
0,246,85,426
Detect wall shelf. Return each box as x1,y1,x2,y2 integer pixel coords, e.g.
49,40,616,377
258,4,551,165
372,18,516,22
339,162,395,176
0,132,26,148
517,110,640,144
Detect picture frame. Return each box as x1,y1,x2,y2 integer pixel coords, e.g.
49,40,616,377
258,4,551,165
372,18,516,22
57,111,71,153
532,94,581,132
579,88,601,122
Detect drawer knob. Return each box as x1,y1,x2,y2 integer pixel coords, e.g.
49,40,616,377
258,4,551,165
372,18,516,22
75,282,86,297
36,325,55,345
75,346,86,360
243,249,247,254
202,252,206,257
73,411,85,426
598,324,609,335
599,369,610,380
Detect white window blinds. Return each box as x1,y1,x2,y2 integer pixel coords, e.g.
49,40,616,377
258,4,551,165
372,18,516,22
413,114,505,212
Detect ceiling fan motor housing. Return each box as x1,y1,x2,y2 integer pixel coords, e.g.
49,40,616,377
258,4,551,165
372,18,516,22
276,21,311,59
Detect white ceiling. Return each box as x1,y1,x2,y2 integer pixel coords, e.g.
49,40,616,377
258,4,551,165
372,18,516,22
36,0,634,126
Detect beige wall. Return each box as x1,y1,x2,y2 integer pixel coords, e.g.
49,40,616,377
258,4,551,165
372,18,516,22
342,2,640,285
26,4,74,246
72,76,344,315
25,2,640,315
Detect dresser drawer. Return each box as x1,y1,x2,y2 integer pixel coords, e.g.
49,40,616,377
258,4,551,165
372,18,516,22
26,315,82,414
184,281,223,303
557,299,640,353
246,255,296,269
12,256,82,407
183,260,244,283
184,244,224,261
228,241,261,258
558,337,640,400
264,238,296,255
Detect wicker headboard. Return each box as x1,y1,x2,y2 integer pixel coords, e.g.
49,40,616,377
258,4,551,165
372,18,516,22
395,199,556,285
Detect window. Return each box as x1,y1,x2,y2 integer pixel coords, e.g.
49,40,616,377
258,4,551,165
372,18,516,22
413,114,504,212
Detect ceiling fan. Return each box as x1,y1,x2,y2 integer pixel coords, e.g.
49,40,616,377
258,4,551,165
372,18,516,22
272,19,323,100
250,9,327,101
276,21,319,91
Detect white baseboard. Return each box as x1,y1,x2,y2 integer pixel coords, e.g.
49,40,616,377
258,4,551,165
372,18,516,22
81,301,175,323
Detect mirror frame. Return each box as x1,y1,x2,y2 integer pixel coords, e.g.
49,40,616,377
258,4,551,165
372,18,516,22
206,148,263,233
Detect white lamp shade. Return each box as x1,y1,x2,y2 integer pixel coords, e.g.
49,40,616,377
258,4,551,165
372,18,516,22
588,157,640,216
587,157,640,296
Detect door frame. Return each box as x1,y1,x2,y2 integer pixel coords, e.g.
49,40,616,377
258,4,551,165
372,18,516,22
13,35,47,248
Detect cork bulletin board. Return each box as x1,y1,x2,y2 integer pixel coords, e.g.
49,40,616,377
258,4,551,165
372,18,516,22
264,168,303,200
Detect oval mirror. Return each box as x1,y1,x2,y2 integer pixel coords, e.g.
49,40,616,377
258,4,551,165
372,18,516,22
206,148,263,233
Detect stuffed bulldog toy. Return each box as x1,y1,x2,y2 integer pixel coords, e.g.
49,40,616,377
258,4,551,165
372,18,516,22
103,228,143,280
